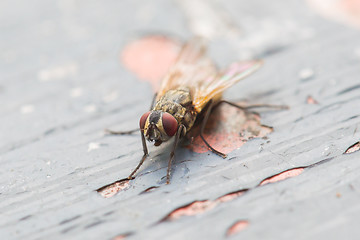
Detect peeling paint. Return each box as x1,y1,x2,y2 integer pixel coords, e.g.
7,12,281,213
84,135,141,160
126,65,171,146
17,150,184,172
226,220,249,237
121,35,180,91
344,141,360,154
216,190,247,203
96,179,131,198
161,200,216,221
188,104,273,154
112,232,133,240
160,189,248,222
112,235,127,240
259,168,304,186
306,95,319,104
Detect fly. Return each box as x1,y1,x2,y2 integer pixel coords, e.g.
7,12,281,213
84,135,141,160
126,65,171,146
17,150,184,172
106,38,286,184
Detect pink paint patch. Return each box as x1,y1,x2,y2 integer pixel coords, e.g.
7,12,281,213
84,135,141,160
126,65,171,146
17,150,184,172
226,220,249,237
121,36,181,91
161,189,247,222
112,235,127,240
97,179,130,198
307,0,360,29
163,200,217,221
216,190,247,203
306,95,319,104
259,168,304,186
344,141,360,154
187,104,273,154
340,0,360,25
190,132,243,154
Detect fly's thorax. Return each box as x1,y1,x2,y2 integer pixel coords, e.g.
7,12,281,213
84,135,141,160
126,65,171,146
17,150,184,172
154,101,185,121
154,87,197,131
141,110,180,145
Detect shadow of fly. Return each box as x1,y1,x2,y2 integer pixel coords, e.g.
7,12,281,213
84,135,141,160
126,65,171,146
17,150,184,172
106,38,286,184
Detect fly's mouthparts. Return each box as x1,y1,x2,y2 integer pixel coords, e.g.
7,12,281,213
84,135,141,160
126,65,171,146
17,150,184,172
146,123,160,141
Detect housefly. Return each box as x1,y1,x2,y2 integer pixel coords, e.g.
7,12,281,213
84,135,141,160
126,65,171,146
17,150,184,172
107,38,281,184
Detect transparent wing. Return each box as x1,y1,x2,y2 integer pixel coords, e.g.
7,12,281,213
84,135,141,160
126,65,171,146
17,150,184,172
156,38,217,101
192,60,263,112
157,38,263,113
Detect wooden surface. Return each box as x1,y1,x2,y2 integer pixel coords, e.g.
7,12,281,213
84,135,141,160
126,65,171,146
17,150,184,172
1,0,360,239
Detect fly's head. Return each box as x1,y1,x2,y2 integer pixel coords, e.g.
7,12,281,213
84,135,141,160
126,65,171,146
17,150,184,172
139,110,178,146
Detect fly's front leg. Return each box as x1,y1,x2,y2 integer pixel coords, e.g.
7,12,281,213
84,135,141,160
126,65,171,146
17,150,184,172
166,124,185,184
200,100,227,158
128,130,149,179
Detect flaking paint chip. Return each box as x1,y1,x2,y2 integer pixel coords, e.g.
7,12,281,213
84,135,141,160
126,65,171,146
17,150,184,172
97,179,131,198
160,189,248,222
121,35,180,91
344,141,360,154
216,190,246,203
112,232,133,240
259,168,304,186
162,200,216,221
226,220,249,237
188,104,273,155
306,95,319,104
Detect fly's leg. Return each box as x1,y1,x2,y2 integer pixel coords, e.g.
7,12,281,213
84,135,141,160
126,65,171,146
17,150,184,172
105,93,158,135
200,100,227,158
128,130,148,179
217,100,288,111
166,124,185,184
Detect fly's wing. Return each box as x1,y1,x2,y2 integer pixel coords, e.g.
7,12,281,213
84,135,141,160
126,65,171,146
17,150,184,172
156,38,217,101
192,60,263,112
156,38,263,113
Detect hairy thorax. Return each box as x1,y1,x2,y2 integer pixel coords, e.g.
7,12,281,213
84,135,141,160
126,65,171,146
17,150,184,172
153,87,197,132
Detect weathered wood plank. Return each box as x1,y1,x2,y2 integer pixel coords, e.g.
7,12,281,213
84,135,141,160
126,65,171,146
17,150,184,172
1,0,360,239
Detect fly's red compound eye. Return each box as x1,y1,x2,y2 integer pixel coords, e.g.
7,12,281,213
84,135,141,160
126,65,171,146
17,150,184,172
139,111,151,130
162,112,178,137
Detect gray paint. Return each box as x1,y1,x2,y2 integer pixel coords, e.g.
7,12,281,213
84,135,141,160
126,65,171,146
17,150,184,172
1,0,360,239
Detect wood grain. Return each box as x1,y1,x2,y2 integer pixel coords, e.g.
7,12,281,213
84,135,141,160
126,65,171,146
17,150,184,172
1,0,360,239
